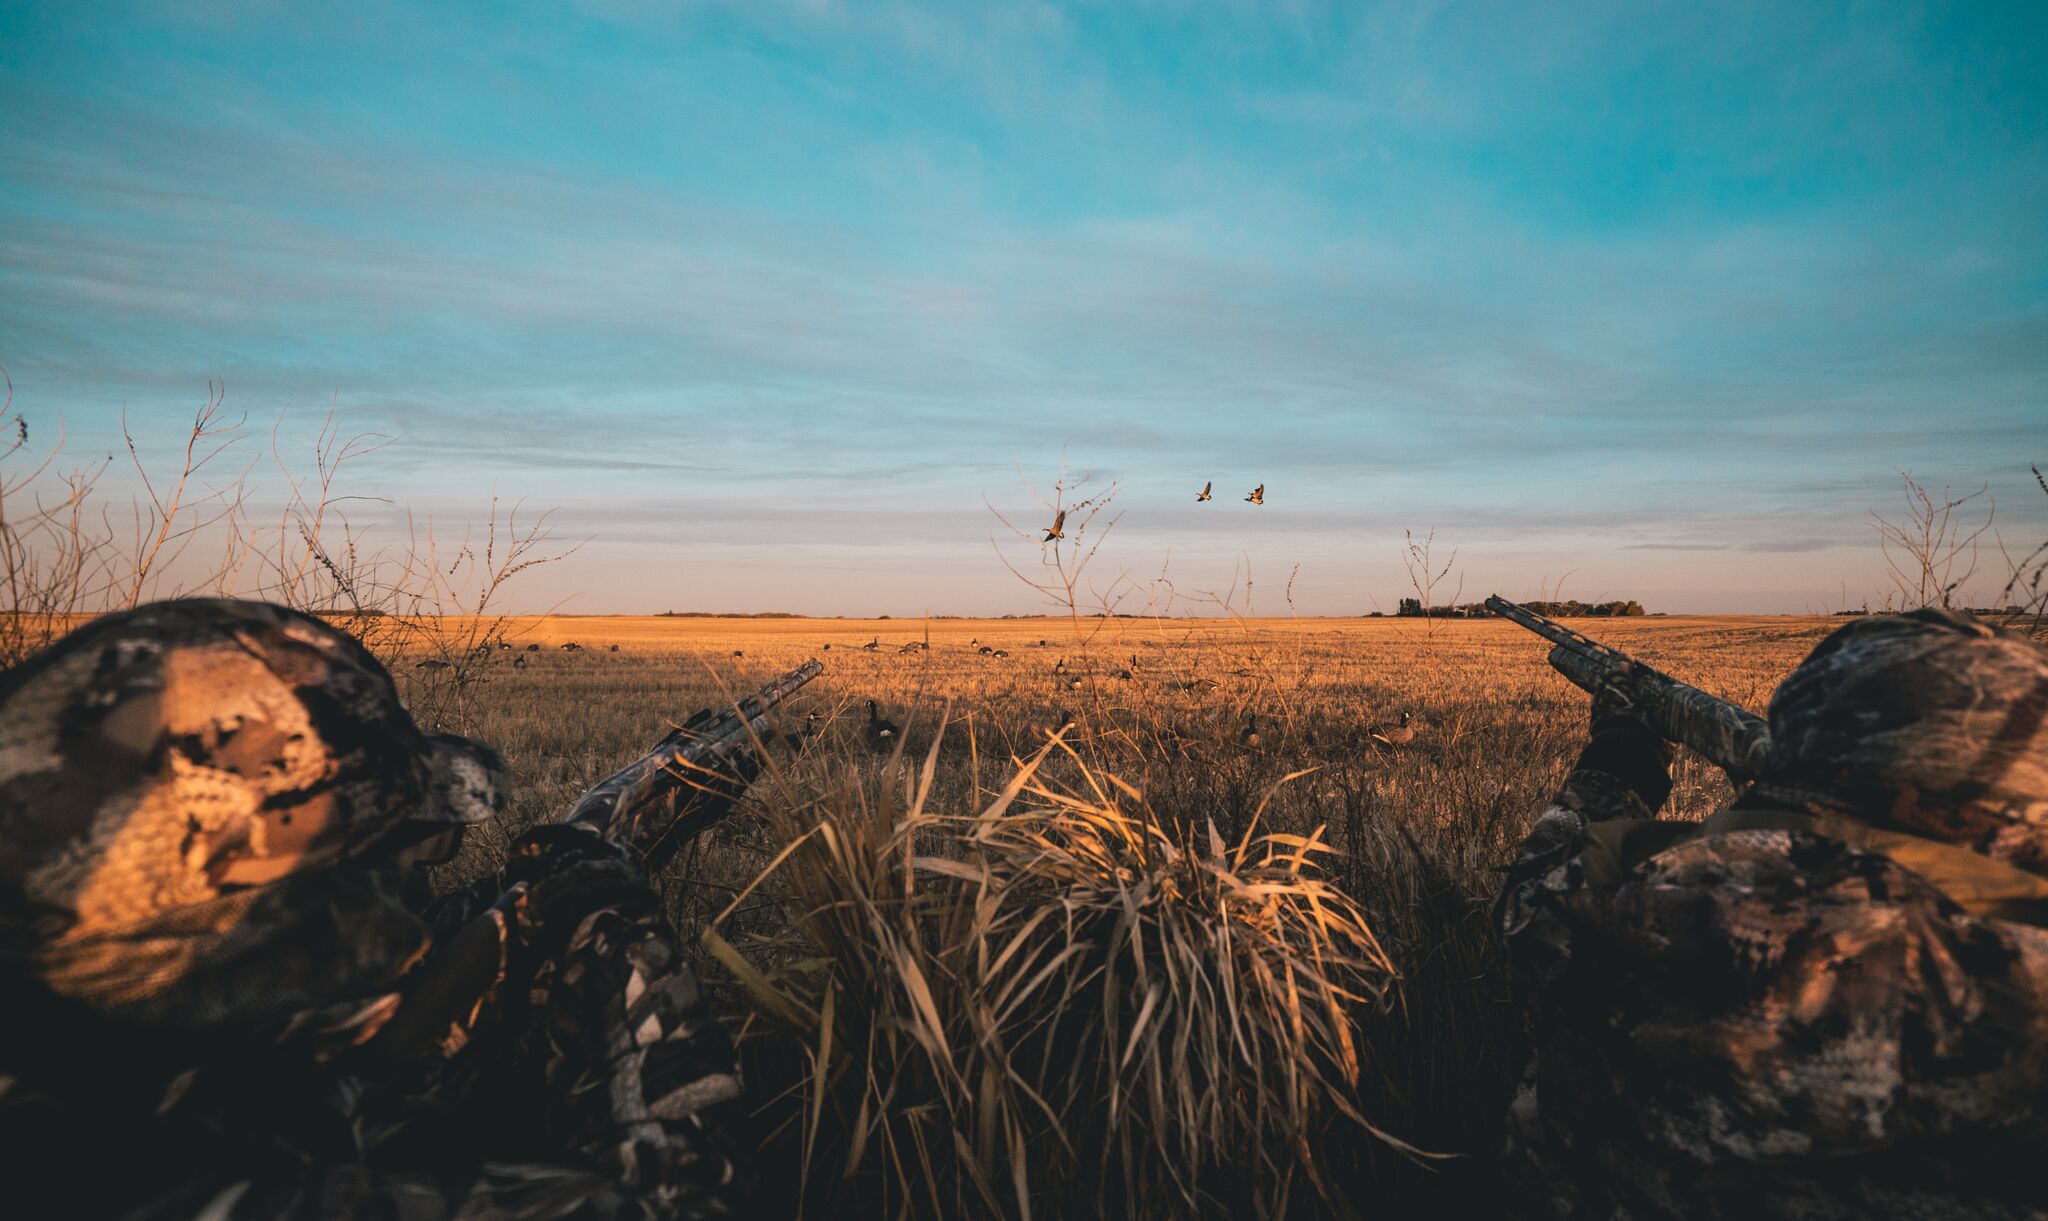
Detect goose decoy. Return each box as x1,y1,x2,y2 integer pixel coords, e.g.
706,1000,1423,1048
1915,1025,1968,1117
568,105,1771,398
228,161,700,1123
732,649,744,658
512,654,528,669
609,644,620,652
1178,677,1219,692
1196,480,1211,502
415,658,451,671
1048,708,1077,735
561,642,582,651
977,645,994,655
862,637,881,651
1368,710,1416,746
864,700,900,751
1043,510,1066,542
1244,484,1264,505
990,648,1009,658
1239,714,1262,749
526,643,541,652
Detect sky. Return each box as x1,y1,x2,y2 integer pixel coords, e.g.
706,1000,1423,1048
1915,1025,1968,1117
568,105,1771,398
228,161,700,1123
1,0,2043,615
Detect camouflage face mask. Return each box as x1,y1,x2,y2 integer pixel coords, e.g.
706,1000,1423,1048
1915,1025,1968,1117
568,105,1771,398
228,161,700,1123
1765,609,2048,876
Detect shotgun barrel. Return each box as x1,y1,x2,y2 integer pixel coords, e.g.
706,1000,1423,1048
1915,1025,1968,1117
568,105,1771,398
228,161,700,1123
1485,595,1771,779
563,658,824,866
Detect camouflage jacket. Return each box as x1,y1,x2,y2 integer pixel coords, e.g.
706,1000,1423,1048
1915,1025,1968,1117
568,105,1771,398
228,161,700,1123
0,826,745,1219
1496,723,2048,1220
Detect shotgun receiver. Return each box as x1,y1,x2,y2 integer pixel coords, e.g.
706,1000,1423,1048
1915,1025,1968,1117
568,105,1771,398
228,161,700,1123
563,658,823,866
1485,595,1771,779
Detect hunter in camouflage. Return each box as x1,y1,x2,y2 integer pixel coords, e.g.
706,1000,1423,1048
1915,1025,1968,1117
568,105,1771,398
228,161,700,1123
1497,608,2048,1219
0,600,746,1218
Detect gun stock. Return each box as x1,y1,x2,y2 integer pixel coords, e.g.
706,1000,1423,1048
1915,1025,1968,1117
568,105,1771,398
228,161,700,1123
564,658,824,866
1484,595,1771,779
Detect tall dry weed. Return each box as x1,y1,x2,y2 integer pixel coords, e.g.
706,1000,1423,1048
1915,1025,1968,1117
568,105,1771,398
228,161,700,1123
710,721,1411,1219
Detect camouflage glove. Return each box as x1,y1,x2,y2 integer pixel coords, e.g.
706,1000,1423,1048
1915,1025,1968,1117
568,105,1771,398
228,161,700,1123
1571,664,1675,817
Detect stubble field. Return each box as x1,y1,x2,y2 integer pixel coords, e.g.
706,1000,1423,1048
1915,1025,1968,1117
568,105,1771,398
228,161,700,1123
417,612,1834,1217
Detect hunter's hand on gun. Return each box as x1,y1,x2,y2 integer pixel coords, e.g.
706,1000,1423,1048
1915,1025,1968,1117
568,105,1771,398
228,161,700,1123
1575,660,1677,818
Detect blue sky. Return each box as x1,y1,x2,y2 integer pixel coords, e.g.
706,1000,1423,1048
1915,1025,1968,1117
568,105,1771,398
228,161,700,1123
2,1,2043,614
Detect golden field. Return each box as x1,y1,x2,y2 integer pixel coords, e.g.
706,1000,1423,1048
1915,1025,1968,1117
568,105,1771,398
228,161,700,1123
412,611,1836,1218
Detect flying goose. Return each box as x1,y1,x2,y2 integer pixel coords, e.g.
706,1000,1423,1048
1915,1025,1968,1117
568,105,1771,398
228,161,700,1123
1196,481,1212,502
1043,510,1066,542
1244,484,1264,505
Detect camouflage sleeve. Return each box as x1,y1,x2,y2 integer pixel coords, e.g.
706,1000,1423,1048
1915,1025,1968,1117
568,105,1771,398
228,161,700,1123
1495,716,1677,984
466,823,747,1218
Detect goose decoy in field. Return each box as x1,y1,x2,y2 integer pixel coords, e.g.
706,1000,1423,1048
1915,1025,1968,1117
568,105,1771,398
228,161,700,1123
561,642,582,651
512,654,528,669
1239,714,1262,749
497,640,514,650
977,645,994,655
1244,484,1264,505
732,650,744,658
822,643,832,651
526,643,541,652
1196,481,1211,502
414,658,450,671
863,637,881,651
609,644,620,652
1043,510,1066,542
1368,710,1416,746
1178,677,1219,692
1048,708,1077,735
864,700,900,751
990,648,1009,658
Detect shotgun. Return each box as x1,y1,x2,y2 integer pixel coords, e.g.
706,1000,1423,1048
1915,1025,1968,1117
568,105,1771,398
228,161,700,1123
1485,595,1770,779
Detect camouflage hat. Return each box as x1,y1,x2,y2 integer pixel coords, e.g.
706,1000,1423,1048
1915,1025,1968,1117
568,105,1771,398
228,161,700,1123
1766,609,2048,875
0,599,506,951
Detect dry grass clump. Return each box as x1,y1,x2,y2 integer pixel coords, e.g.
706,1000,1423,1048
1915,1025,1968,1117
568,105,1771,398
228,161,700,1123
709,722,1406,1220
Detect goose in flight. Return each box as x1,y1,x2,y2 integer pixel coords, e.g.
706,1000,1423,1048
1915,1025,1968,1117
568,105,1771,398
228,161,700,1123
1043,509,1066,542
1244,484,1264,505
1196,481,1211,502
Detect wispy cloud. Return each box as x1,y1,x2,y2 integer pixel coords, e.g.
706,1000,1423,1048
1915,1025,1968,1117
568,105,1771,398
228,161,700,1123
1,1,2042,613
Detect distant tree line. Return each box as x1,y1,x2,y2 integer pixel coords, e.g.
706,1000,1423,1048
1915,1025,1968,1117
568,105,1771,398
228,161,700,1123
1391,598,1647,619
